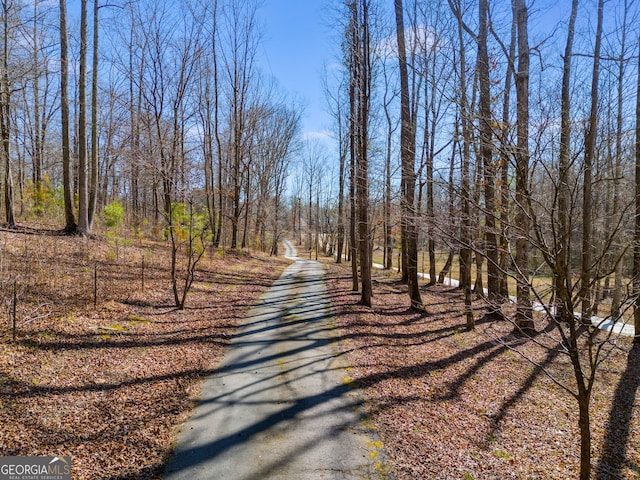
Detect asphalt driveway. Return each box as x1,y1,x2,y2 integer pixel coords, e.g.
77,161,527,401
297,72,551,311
163,240,389,479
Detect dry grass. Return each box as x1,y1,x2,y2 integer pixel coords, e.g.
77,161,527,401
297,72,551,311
0,227,289,479
324,260,640,480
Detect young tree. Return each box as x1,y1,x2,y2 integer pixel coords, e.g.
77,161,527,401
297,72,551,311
448,0,474,328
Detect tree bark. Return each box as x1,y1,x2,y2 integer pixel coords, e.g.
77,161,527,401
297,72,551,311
88,0,99,229
1,3,14,227
395,0,423,310
348,1,359,292
355,0,372,307
580,0,603,321
513,0,533,330
556,0,578,322
77,0,89,235
478,0,500,303
59,0,76,232
634,34,640,341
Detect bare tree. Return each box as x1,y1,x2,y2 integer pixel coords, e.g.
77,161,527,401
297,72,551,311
512,0,533,330
59,0,76,232
394,0,423,310
448,0,474,329
579,0,604,321
634,34,640,340
346,0,373,307
478,0,501,303
0,1,15,227
88,0,99,229
77,0,89,235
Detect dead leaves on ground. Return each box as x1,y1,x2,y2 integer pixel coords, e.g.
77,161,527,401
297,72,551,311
0,230,288,479
325,263,640,480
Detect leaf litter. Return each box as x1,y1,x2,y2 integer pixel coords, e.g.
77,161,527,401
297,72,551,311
0,230,288,479
323,262,640,480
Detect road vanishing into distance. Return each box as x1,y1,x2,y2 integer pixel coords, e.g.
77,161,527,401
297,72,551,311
164,240,389,480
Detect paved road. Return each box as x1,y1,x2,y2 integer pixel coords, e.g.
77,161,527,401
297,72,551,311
164,240,389,480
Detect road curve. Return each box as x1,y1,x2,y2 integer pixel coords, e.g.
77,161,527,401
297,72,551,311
164,240,389,480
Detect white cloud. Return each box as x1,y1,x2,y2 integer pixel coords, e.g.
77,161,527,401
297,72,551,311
377,25,438,59
302,130,333,141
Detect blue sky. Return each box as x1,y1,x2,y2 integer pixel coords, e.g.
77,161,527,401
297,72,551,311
257,0,336,148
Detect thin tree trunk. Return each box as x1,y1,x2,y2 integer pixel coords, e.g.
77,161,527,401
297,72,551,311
88,0,99,229
348,0,359,292
611,0,629,319
336,101,345,264
580,0,603,321
77,0,89,235
499,13,515,299
32,0,42,212
556,0,578,322
634,34,640,342
449,1,473,327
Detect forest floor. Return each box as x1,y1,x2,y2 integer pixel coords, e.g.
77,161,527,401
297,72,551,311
322,259,640,479
0,227,289,479
1,228,639,479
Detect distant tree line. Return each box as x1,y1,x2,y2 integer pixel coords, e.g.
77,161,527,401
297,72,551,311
0,0,300,255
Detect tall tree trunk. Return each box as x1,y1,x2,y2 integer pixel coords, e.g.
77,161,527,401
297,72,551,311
611,0,629,320
395,0,423,310
336,97,345,264
478,0,500,303
1,3,14,227
449,1,473,330
513,0,533,330
634,34,640,342
499,13,516,300
348,1,359,292
77,0,89,235
88,0,99,229
381,52,395,271
384,97,393,270
60,0,76,232
32,0,42,212
556,0,578,322
355,0,372,307
580,0,603,321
